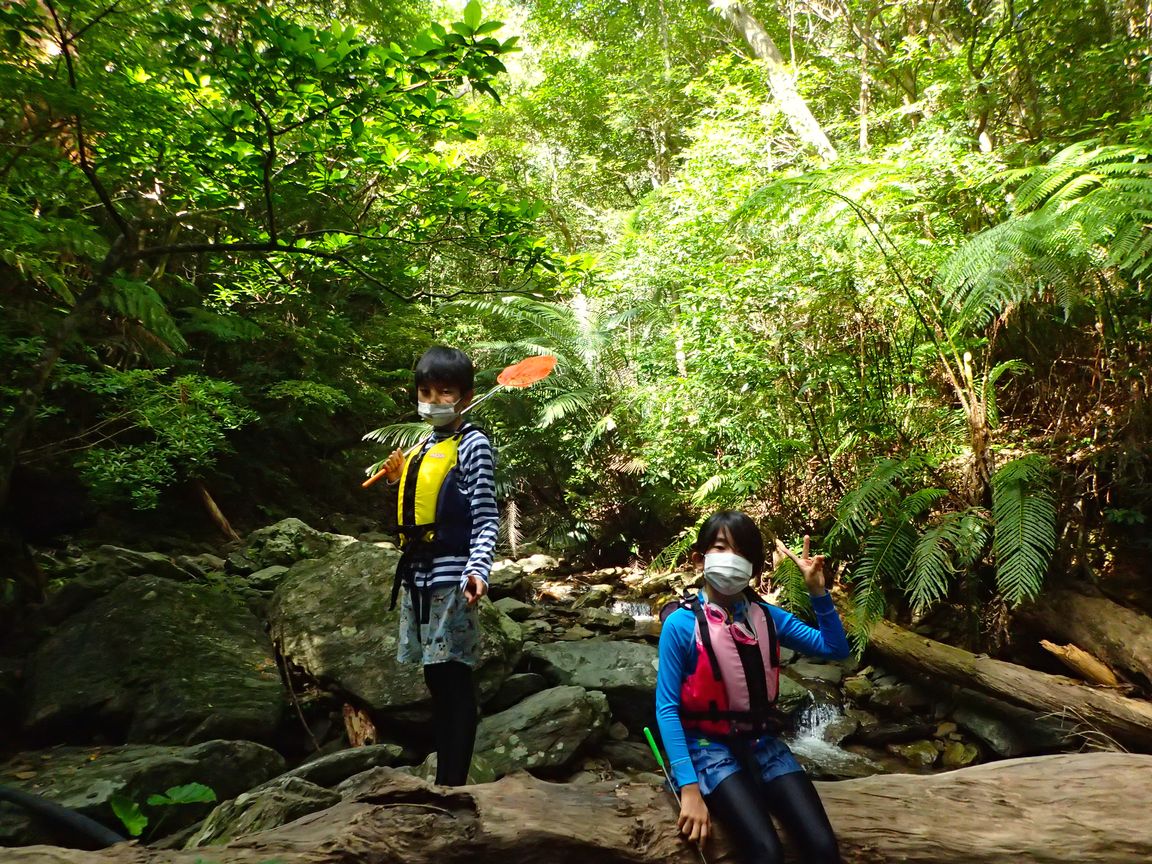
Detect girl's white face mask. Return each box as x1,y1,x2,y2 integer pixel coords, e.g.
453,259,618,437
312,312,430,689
702,551,754,596
418,401,458,427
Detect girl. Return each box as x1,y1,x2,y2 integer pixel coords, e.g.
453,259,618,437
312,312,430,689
655,510,850,864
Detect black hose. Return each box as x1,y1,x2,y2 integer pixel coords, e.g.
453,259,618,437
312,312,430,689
0,784,127,848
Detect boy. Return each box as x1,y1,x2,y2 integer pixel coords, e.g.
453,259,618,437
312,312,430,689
378,346,499,785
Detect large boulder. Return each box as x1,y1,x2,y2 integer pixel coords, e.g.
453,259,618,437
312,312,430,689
281,744,408,788
268,542,522,718
0,740,284,846
525,640,657,733
22,576,284,744
487,560,533,601
242,518,357,570
184,776,340,848
75,546,201,583
474,685,610,777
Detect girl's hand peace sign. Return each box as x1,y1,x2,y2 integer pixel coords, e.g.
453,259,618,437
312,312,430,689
775,535,828,597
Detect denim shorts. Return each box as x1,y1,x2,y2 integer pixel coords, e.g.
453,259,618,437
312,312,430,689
685,734,803,796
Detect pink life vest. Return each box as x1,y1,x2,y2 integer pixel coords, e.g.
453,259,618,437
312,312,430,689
673,595,781,737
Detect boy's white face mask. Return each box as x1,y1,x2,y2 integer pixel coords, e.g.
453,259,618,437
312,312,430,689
418,401,458,427
703,552,754,596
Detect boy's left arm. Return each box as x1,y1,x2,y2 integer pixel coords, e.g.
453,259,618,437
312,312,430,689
461,431,500,604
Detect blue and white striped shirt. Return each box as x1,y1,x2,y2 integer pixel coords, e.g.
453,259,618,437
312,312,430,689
403,422,499,591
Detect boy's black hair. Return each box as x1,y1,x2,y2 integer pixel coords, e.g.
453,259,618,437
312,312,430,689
414,346,475,393
694,510,766,573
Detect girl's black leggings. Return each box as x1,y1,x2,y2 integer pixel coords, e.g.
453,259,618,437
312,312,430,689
423,660,478,786
704,769,842,864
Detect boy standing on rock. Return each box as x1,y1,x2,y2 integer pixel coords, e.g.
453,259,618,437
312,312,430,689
378,346,499,785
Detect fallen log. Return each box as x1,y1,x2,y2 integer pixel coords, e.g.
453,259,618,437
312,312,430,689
867,617,1152,751
4,753,1152,864
1017,588,1152,689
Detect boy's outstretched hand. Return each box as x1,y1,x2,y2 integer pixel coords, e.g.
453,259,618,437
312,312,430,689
381,448,405,483
775,535,828,596
464,573,488,606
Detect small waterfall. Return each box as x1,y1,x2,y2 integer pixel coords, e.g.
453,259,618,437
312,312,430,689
787,700,881,780
610,600,655,621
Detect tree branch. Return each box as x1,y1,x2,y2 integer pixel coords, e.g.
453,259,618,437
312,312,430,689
44,0,133,243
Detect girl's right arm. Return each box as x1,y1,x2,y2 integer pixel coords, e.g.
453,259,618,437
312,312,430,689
656,609,710,841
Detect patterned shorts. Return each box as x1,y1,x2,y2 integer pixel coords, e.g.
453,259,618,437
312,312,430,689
397,583,480,667
686,734,803,797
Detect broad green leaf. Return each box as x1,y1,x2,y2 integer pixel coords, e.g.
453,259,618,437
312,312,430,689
463,0,482,30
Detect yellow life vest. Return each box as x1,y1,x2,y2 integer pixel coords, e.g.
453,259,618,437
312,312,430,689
395,432,470,552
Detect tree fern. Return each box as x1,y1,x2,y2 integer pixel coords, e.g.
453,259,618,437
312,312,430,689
991,455,1057,606
940,142,1152,330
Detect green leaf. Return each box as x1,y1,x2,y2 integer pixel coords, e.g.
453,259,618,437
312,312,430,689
146,782,217,807
463,0,482,30
474,20,504,35
351,116,365,139
109,794,148,837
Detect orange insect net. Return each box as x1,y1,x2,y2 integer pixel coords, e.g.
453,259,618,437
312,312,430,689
497,354,557,388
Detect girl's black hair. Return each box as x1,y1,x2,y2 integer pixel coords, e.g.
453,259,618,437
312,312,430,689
694,510,766,573
415,346,475,393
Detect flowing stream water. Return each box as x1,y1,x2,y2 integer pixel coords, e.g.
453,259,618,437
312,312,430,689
787,699,885,779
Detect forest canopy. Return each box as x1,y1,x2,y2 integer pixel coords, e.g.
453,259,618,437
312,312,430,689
3,0,1150,644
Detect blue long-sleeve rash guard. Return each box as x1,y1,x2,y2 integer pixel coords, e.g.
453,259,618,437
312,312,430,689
655,591,851,789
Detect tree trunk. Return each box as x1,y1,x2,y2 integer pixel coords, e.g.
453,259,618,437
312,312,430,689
6,755,1152,863
712,1,838,161
866,617,1152,751
1017,588,1152,690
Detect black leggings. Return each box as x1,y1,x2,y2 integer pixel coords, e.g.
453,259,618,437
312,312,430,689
704,770,842,864
423,661,478,786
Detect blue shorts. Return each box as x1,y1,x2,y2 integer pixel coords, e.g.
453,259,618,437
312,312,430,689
684,734,802,797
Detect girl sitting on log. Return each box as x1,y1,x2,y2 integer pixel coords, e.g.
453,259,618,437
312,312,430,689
655,510,851,864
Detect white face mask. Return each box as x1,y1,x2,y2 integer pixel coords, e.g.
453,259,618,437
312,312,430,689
703,552,754,596
417,401,458,427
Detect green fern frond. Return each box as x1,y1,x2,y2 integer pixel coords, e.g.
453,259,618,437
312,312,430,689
104,278,188,352
982,359,1029,428
582,413,617,452
362,421,428,449
539,387,597,426
905,509,990,613
445,295,574,335
691,474,725,505
845,517,917,652
770,555,812,618
648,520,703,572
179,308,263,342
897,487,949,519
940,142,1152,330
991,455,1057,606
826,455,927,548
